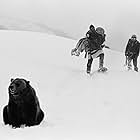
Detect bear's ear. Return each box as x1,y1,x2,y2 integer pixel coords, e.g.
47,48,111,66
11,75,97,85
27,81,30,84
10,78,14,82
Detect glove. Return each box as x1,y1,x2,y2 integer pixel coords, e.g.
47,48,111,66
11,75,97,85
125,52,128,56
71,48,77,55
86,33,90,38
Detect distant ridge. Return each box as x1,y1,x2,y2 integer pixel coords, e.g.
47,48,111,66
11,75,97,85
0,16,75,40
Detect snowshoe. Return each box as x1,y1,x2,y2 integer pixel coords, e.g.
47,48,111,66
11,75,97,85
97,67,108,73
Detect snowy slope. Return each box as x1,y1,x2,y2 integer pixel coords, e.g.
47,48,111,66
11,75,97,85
0,30,140,140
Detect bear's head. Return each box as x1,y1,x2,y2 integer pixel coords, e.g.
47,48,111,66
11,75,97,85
8,78,30,99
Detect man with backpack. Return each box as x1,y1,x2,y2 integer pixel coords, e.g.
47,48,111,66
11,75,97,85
86,24,107,74
125,34,140,72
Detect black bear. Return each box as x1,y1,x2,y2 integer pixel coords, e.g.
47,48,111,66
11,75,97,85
3,78,44,128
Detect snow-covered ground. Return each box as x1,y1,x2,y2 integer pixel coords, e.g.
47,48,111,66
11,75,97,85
0,30,140,140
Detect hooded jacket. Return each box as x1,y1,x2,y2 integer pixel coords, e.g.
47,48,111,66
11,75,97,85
125,39,140,57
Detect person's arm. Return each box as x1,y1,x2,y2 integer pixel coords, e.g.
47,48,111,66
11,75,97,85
97,34,106,46
135,41,140,56
101,34,106,44
125,39,130,56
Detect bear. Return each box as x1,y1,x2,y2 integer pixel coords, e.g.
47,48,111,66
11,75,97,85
3,78,44,128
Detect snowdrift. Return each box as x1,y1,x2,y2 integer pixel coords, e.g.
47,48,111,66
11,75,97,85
0,30,140,140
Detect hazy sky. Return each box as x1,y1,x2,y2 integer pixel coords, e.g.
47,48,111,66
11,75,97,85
0,0,140,51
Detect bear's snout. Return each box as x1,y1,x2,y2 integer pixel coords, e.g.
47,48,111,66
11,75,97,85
9,85,14,90
9,84,16,94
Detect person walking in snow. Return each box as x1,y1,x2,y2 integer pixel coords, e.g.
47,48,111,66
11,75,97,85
86,24,107,74
125,34,140,72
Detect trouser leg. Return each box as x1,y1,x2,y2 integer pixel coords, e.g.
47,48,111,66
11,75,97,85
133,56,138,71
98,53,104,69
87,56,93,73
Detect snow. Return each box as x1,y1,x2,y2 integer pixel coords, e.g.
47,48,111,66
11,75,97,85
0,30,140,140
1,0,140,52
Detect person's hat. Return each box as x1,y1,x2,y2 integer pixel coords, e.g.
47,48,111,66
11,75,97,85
89,24,95,30
131,34,137,39
96,27,105,35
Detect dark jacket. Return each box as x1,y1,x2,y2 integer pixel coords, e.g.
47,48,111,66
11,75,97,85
125,39,140,57
86,29,105,51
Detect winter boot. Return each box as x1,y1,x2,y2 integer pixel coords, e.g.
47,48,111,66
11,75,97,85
134,67,138,72
128,66,132,71
86,66,91,74
98,67,108,72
